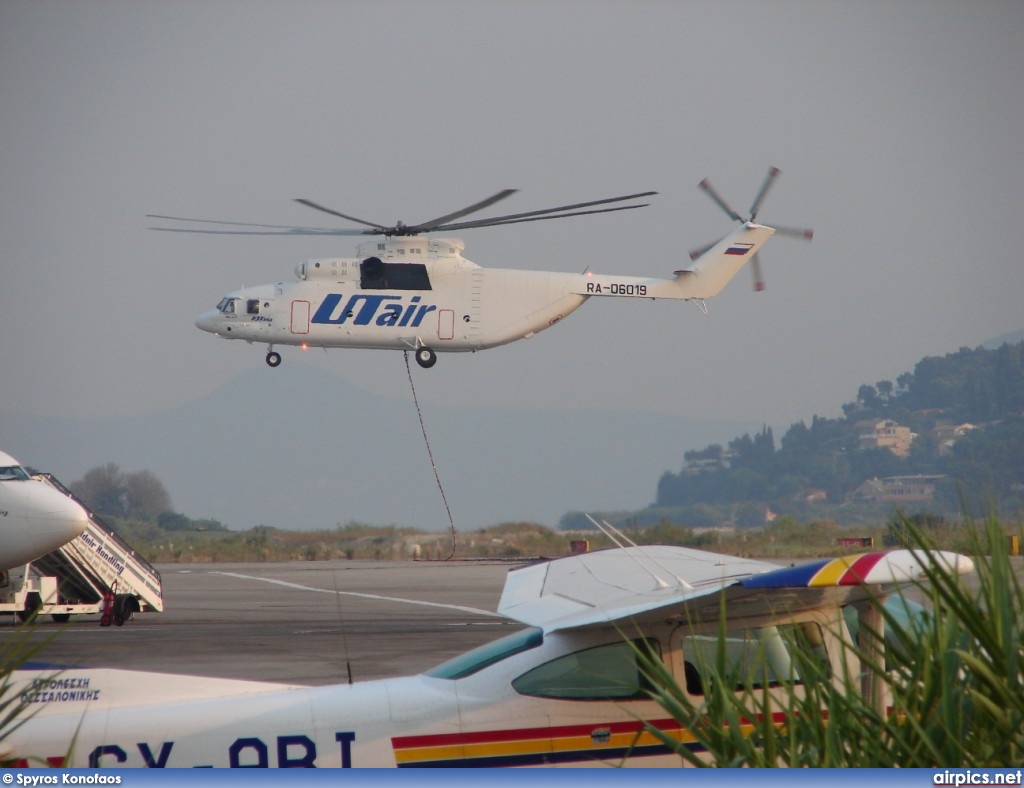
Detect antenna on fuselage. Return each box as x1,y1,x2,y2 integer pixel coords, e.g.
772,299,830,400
332,570,354,685
585,514,693,590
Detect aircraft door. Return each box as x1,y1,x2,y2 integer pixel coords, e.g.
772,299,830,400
505,635,679,767
291,300,310,335
423,627,678,767
669,614,835,755
438,309,455,341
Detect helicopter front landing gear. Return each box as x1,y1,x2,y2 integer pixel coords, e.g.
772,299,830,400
265,348,282,368
415,347,437,369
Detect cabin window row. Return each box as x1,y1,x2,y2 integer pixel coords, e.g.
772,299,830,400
427,620,831,702
511,622,829,701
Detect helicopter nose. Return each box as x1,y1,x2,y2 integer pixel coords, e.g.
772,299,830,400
195,310,220,334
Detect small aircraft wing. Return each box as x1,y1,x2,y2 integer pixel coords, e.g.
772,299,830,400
498,546,779,632
738,549,973,589
497,546,973,633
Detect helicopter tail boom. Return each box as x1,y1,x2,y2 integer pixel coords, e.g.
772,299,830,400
572,222,775,302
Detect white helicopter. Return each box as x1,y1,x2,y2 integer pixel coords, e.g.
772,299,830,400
150,168,811,368
4,538,970,768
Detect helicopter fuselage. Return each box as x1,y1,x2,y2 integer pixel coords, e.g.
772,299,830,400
196,224,775,369
194,239,605,365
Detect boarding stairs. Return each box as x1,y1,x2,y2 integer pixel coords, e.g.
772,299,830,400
11,473,163,623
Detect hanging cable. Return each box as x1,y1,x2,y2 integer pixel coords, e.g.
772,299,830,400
404,351,457,559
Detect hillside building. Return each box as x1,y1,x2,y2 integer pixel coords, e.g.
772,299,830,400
856,419,914,457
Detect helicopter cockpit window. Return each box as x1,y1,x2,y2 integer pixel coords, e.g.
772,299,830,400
511,638,660,700
0,465,31,481
359,257,432,290
217,297,235,314
246,299,260,315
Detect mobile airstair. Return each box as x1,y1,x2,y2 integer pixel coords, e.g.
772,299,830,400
1,473,163,625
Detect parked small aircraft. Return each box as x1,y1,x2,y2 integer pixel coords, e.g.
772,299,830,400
0,450,89,573
151,168,811,368
4,542,970,768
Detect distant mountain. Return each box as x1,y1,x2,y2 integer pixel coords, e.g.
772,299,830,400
983,328,1024,349
0,363,759,531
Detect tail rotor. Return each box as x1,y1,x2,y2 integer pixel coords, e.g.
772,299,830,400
690,167,812,291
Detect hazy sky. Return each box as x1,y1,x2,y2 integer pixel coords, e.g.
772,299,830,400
2,1,1023,528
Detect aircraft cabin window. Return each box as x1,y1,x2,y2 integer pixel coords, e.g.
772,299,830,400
0,465,31,481
681,622,830,695
845,597,928,670
426,627,543,680
511,638,660,701
359,257,432,290
247,299,260,315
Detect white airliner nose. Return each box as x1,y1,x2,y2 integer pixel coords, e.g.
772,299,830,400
1,482,90,568
26,483,90,542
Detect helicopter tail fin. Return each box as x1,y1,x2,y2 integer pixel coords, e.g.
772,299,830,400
672,222,775,299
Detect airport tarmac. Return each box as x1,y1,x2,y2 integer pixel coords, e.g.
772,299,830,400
2,559,526,686
5,554,1019,688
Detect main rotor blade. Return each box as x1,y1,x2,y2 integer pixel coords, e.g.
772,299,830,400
434,202,652,232
698,179,743,222
771,224,814,240
146,214,365,236
153,190,656,239
749,166,780,221
294,199,385,230
149,227,367,236
688,237,720,261
430,191,656,232
407,189,518,233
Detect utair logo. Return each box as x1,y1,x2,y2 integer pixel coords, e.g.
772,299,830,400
311,293,438,328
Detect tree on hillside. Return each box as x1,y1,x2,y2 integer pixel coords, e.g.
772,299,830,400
684,444,724,462
652,341,1024,519
944,416,1024,510
729,427,775,473
71,463,172,520
857,384,881,410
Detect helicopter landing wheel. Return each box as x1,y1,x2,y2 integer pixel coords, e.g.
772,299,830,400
415,347,437,369
266,351,282,368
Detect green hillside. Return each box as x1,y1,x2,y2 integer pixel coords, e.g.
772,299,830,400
562,340,1024,529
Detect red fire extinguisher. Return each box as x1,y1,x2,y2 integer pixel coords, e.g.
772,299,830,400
99,580,118,627
99,591,114,627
